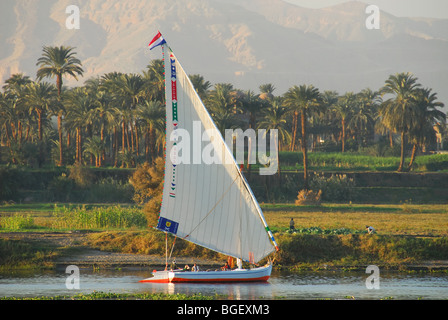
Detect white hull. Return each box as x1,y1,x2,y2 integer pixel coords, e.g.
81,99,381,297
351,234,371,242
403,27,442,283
139,264,272,283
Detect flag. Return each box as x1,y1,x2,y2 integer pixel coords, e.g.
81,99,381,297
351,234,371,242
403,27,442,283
157,216,179,234
148,31,166,50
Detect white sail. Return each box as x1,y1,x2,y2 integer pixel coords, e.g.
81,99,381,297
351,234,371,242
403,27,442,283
157,43,278,263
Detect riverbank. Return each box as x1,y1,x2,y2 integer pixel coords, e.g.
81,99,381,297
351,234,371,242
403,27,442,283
1,231,448,273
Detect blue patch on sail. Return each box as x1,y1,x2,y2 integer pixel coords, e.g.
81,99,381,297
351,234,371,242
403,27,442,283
157,217,179,234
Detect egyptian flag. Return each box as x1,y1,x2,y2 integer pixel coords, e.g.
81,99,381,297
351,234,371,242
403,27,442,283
148,31,166,50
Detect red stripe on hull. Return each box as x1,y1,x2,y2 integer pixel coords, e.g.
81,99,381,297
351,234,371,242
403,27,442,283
139,278,170,283
139,276,270,283
170,275,270,283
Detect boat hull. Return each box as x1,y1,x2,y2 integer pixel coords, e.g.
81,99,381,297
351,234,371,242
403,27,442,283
139,265,272,283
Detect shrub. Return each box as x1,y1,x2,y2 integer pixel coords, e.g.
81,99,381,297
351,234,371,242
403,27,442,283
0,168,19,201
68,163,95,187
295,189,322,205
309,173,355,201
85,177,133,203
47,173,75,202
129,158,164,226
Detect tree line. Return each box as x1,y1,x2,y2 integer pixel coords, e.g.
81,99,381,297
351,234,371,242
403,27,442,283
0,45,446,188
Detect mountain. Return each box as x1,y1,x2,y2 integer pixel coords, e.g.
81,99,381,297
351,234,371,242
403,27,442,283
1,0,447,106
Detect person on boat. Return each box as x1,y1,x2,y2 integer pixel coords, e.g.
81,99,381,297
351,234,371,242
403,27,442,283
192,263,200,272
221,262,230,271
170,259,178,270
366,225,376,234
289,218,295,231
183,264,190,271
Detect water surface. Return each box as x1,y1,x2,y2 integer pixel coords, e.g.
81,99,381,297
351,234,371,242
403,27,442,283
0,269,447,300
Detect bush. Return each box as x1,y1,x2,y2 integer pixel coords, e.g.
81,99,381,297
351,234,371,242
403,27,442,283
47,173,75,202
68,163,95,187
309,173,356,201
0,168,19,201
295,189,322,205
85,177,133,203
129,158,164,226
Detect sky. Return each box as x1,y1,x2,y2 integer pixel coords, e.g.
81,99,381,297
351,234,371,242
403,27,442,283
284,0,448,19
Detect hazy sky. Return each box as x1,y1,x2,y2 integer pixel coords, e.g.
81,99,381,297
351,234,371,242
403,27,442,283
284,0,448,19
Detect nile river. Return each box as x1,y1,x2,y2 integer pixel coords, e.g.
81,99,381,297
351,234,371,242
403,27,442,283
1,268,447,300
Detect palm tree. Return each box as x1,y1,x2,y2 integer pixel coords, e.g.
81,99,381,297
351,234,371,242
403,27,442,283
2,74,32,97
407,88,446,169
23,82,57,141
283,85,322,189
143,60,165,102
240,90,265,173
348,89,378,148
320,90,339,146
136,100,165,163
36,45,84,166
1,74,32,149
333,92,356,152
189,74,211,100
258,98,290,177
206,83,242,135
85,78,119,166
379,72,421,172
64,88,94,164
106,73,146,159
84,136,106,167
259,83,276,101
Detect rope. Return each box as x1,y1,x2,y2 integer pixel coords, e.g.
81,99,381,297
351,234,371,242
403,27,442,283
183,175,238,240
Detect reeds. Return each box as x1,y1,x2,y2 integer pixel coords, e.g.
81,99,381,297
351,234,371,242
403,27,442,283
0,214,35,230
51,205,147,230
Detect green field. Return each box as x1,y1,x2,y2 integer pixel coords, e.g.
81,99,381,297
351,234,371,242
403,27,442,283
1,202,447,271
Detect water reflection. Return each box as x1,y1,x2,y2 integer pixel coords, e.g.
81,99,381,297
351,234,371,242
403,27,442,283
0,269,447,300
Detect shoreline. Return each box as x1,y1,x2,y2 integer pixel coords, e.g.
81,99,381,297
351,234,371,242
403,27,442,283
2,231,448,273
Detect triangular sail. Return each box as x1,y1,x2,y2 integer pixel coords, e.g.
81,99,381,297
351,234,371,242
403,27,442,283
156,41,278,263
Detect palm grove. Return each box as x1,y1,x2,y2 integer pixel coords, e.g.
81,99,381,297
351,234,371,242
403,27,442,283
0,46,446,190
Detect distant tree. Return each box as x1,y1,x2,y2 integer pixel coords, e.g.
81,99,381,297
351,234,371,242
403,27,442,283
137,100,165,163
189,74,211,100
258,98,290,177
283,85,322,189
64,88,94,164
379,72,421,172
143,60,165,102
23,82,57,141
84,136,106,167
259,83,276,101
333,92,356,152
36,46,84,166
407,88,445,169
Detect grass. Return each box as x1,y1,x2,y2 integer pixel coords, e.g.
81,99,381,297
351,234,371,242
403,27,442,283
262,203,448,237
0,238,57,270
0,292,221,300
1,202,447,237
1,202,447,270
275,151,448,172
0,203,146,231
51,205,147,230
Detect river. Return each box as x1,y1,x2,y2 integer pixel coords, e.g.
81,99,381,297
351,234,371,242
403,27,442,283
0,268,447,300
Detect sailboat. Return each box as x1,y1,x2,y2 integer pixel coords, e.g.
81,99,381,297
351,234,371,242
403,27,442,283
140,32,279,283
